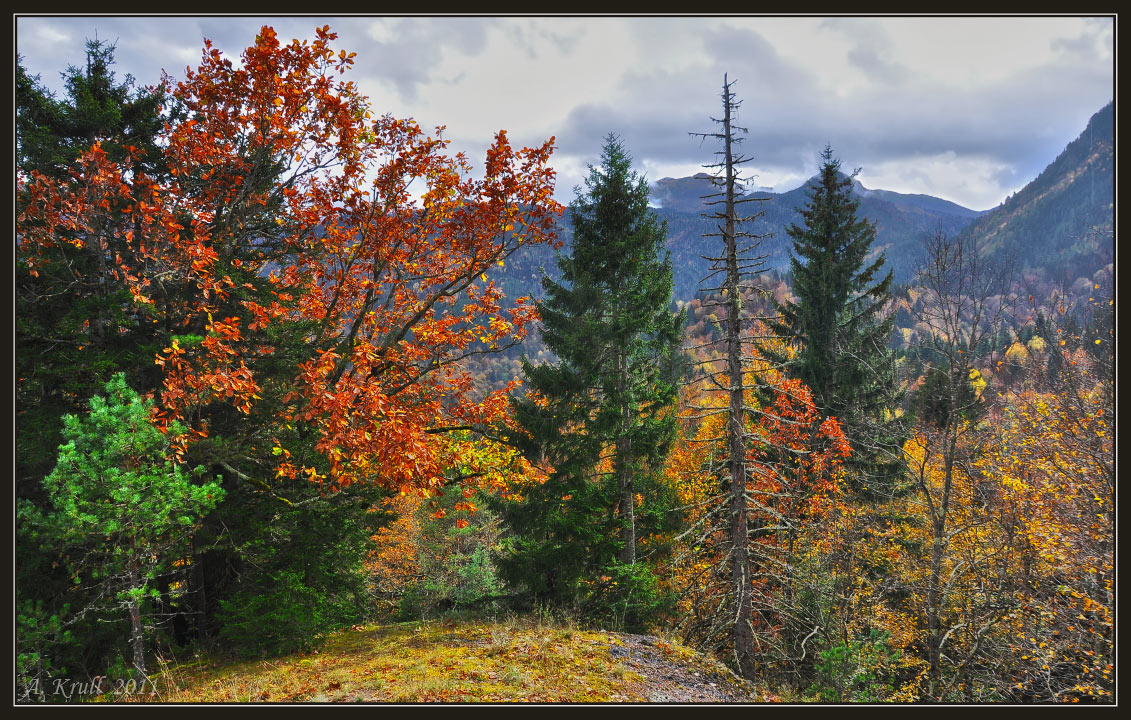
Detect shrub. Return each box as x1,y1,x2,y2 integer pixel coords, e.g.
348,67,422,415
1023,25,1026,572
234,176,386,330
584,561,672,633
216,571,331,657
808,629,902,702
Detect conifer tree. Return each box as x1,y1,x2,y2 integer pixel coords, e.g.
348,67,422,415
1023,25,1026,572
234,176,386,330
497,135,683,627
16,40,171,502
17,39,168,179
767,146,904,496
18,374,224,681
16,42,180,681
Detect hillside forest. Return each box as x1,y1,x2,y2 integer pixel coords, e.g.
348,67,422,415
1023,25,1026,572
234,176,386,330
15,27,1113,704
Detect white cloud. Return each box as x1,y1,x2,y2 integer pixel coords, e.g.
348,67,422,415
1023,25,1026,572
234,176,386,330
859,152,1025,211
15,15,1113,210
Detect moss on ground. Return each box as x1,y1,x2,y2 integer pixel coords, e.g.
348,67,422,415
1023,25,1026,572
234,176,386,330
137,619,671,703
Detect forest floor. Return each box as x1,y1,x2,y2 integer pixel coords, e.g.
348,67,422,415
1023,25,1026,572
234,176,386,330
133,618,762,703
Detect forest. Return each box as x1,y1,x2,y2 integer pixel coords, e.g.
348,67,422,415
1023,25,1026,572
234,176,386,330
15,26,1113,704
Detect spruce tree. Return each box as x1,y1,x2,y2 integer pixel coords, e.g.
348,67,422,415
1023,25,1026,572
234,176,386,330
17,39,168,180
497,135,683,628
16,42,180,682
767,146,904,497
17,40,171,503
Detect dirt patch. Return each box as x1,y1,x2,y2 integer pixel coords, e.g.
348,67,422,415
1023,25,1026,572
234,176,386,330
607,634,759,703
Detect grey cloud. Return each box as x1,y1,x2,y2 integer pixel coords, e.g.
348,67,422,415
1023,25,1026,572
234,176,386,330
1052,20,1112,60
556,100,706,166
700,25,819,98
15,17,1113,211
1051,33,1099,57
554,17,1110,208
821,18,909,85
846,45,908,85
551,25,831,173
990,165,1020,188
17,17,213,91
898,167,936,191
16,18,380,92
304,18,495,102
507,19,583,59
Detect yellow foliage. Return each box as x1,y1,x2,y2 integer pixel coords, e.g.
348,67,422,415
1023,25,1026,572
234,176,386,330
1004,341,1029,362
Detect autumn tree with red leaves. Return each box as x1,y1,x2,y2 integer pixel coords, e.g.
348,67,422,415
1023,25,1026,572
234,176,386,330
19,25,561,499
17,25,560,669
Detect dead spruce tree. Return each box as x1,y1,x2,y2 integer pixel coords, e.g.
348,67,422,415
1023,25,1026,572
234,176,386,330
682,74,772,680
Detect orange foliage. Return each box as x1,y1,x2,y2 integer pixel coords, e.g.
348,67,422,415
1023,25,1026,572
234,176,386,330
667,336,850,663
18,25,561,495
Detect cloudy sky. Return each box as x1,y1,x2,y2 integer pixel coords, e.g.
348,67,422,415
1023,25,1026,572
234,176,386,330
16,15,1114,211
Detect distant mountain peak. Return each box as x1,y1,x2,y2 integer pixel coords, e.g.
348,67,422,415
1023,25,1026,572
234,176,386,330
652,169,981,221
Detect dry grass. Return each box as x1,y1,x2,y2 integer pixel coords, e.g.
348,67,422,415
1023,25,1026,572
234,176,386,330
140,618,655,703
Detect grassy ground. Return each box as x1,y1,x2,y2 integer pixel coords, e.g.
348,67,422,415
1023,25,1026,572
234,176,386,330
129,618,717,703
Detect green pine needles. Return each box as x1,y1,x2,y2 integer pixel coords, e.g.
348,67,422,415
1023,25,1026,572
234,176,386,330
20,373,224,680
767,146,906,498
496,135,684,630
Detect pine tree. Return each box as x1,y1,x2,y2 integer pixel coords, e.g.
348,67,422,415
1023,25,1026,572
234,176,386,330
767,146,904,497
18,374,224,680
497,135,683,628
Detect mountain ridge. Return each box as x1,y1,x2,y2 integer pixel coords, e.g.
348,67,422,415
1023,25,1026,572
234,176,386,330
955,101,1113,283
651,172,985,220
490,102,1113,304
644,170,985,287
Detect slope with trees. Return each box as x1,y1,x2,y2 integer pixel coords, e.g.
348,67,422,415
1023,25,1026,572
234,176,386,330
956,102,1113,284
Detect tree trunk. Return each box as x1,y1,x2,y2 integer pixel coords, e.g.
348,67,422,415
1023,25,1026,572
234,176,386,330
927,423,957,701
128,559,147,680
616,348,636,566
926,516,944,700
617,444,636,565
721,79,756,681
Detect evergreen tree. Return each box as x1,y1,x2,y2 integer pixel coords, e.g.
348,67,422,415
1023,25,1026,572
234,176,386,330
16,41,181,685
767,146,904,497
17,39,168,179
16,40,172,503
496,135,684,628
18,374,224,681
